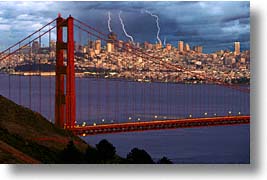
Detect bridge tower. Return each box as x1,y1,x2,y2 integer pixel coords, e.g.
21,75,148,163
55,14,76,128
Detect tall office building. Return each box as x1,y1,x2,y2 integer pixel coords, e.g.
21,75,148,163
234,41,240,55
107,43,114,53
107,32,117,53
95,40,101,54
185,43,190,51
178,41,184,52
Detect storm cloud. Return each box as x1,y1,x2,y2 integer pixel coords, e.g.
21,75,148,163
0,1,250,53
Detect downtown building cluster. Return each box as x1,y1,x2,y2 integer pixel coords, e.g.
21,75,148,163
0,35,250,84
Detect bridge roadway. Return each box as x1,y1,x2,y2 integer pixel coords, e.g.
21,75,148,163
67,115,250,136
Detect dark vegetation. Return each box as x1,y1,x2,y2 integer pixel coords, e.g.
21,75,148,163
0,95,172,164
60,139,173,164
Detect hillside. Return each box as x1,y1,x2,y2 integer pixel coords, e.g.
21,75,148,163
0,95,172,164
0,94,88,163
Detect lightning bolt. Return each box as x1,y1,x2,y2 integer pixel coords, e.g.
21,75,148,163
163,36,166,46
118,11,134,42
145,10,162,45
108,11,112,32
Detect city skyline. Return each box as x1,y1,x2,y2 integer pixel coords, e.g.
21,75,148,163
0,1,250,53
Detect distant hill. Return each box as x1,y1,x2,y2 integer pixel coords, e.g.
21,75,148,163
0,94,88,163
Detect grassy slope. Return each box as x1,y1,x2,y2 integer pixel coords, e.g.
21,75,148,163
0,95,88,163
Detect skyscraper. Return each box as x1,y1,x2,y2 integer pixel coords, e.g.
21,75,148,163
107,32,117,53
234,41,240,55
185,43,190,51
107,43,113,53
178,41,184,52
95,40,101,50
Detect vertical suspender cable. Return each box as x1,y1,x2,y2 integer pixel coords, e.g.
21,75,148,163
124,52,128,122
115,61,120,120
132,58,135,121
87,36,90,123
143,54,146,121
8,49,11,99
39,31,42,114
48,28,52,122
78,27,82,123
158,55,161,118
29,37,32,110
149,66,152,120
96,66,100,123
115,49,119,123
18,43,21,105
104,52,108,122
87,77,92,123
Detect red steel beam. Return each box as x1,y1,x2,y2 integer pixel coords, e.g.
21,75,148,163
68,115,250,136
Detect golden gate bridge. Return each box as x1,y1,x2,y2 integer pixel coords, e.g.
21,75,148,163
0,15,250,136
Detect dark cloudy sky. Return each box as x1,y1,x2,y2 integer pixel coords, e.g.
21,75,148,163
0,1,250,53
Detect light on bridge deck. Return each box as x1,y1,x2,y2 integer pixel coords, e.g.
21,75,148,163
238,112,241,115
82,122,86,126
137,118,141,121
228,111,232,115
154,115,158,118
128,117,132,120
214,113,217,116
204,112,208,116
93,123,97,126
189,114,192,118
102,118,105,122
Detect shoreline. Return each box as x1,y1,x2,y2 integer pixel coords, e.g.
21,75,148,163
0,71,250,86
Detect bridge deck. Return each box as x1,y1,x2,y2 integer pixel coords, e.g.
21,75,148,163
67,115,250,136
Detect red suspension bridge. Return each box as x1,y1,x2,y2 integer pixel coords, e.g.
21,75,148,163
0,15,250,136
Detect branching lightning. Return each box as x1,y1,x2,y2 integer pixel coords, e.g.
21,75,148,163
118,11,134,42
145,10,162,45
108,11,112,32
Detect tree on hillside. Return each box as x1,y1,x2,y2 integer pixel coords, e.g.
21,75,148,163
85,146,100,163
126,148,154,164
60,140,84,163
157,156,173,164
96,139,116,161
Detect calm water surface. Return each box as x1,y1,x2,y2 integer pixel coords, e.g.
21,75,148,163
0,74,250,163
